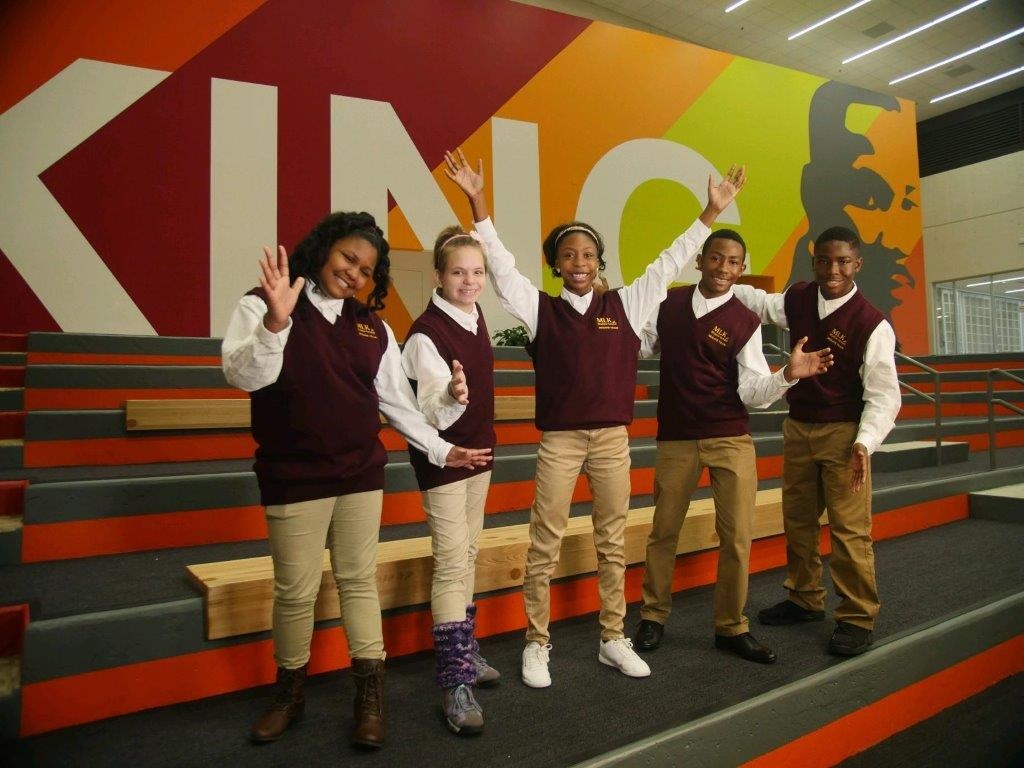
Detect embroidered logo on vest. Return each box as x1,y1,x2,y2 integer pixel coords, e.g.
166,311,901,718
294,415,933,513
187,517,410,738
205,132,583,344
826,327,848,350
356,321,379,340
596,316,619,331
708,325,730,347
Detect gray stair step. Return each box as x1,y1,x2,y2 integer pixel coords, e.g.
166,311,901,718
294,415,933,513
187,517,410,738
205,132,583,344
969,483,1024,523
0,440,23,470
0,389,23,411
873,440,970,472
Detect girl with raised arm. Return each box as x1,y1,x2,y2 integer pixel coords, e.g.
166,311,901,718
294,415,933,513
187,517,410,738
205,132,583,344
444,150,745,688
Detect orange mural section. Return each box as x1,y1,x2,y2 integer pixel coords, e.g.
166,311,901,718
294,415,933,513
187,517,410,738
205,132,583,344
849,98,926,352
0,0,269,114
429,22,734,240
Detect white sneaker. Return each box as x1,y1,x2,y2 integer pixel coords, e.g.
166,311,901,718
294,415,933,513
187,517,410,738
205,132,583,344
599,637,651,678
521,642,552,688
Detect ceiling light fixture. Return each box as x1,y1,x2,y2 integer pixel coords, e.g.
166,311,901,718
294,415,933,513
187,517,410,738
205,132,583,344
842,0,990,64
788,0,873,41
965,276,1024,288
890,26,1024,84
931,64,1024,103
725,0,752,12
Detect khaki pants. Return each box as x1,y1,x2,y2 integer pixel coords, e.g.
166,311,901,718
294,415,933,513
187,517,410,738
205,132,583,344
781,418,879,629
640,436,757,636
523,427,631,644
265,490,384,669
422,471,492,624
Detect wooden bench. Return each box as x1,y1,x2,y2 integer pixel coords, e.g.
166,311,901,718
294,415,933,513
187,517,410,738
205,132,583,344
126,396,537,431
187,488,785,640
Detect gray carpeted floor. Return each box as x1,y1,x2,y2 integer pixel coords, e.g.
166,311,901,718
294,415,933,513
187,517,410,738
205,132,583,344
7,517,1024,768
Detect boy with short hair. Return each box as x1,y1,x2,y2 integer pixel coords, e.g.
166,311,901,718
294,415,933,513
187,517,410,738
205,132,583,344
633,230,832,663
732,225,901,656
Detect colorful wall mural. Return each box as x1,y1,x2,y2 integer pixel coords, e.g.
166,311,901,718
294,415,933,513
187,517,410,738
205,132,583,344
0,0,927,352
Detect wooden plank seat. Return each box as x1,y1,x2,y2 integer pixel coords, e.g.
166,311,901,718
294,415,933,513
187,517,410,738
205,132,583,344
126,396,538,431
187,488,784,640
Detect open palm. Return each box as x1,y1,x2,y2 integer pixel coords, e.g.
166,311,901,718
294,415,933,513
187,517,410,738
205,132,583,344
259,245,305,331
444,148,484,197
708,165,746,212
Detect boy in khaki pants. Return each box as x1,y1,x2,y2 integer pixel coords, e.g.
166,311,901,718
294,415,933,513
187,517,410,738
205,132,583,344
634,230,831,663
732,226,901,656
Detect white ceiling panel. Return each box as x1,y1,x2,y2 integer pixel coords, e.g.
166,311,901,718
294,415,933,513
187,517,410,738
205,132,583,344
520,0,1024,120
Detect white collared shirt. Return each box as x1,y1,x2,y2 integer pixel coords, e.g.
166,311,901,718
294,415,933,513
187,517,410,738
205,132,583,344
731,282,901,454
221,284,454,467
473,216,711,340
401,291,477,431
641,286,793,410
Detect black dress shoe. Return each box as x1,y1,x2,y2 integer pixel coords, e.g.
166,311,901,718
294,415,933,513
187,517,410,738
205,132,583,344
828,621,873,656
714,632,777,664
633,619,664,651
758,599,825,625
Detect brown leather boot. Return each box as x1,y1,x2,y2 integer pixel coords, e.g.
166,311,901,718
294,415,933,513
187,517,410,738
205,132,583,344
350,657,385,748
249,664,307,742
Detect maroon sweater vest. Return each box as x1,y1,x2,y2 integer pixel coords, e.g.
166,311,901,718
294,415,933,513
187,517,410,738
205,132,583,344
406,300,496,490
656,286,760,440
784,282,884,423
248,289,388,505
526,290,640,431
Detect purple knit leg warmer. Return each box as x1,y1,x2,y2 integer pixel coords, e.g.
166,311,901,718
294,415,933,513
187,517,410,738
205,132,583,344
465,603,481,655
432,619,475,689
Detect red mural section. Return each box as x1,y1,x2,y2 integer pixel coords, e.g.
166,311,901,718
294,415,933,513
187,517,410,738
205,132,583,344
30,0,589,336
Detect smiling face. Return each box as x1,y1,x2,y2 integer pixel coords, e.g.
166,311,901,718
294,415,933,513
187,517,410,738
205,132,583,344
317,235,379,300
437,245,486,313
556,232,600,296
813,239,862,300
696,237,745,299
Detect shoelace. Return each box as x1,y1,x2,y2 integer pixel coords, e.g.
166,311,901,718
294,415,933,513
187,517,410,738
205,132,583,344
524,643,552,667
471,649,491,669
271,670,303,709
451,684,481,713
356,674,382,713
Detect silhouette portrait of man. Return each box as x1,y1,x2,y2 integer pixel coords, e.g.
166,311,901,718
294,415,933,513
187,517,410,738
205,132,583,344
789,81,918,322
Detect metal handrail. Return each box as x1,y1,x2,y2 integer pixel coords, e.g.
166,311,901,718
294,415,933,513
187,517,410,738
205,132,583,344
766,345,944,463
895,352,942,466
987,368,1024,469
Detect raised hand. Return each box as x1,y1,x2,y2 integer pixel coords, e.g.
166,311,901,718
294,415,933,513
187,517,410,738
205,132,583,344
783,337,833,381
259,245,304,333
443,148,489,224
849,443,868,493
704,165,747,219
443,148,485,198
445,446,493,468
447,359,469,405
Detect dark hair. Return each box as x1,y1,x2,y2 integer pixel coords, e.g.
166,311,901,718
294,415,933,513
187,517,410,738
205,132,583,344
542,222,605,277
289,211,391,312
814,226,860,254
433,226,485,273
702,228,747,259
